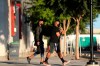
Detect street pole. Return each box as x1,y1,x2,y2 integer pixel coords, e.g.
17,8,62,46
86,0,99,66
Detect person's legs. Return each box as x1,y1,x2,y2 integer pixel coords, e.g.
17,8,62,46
44,52,51,63
56,43,65,63
57,52,70,66
56,43,70,66
27,45,40,64
40,44,44,64
43,49,51,66
28,45,40,58
43,43,54,66
57,52,65,63
44,45,52,63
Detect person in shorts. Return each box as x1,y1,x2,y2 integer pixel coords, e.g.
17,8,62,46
43,20,70,66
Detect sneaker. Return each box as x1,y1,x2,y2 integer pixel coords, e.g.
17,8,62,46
62,60,70,66
27,57,31,64
43,62,51,66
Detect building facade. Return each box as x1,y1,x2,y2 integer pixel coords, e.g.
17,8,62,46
0,0,9,60
0,0,23,60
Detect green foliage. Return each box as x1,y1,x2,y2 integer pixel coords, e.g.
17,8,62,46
24,0,55,25
40,8,55,25
24,0,100,33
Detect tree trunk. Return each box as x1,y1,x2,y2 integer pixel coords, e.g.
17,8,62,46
65,19,70,32
75,19,80,60
63,20,67,56
62,19,71,56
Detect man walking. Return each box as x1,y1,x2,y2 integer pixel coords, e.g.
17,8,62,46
43,20,70,66
27,19,44,64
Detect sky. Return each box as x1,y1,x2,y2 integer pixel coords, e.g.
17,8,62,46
93,14,100,29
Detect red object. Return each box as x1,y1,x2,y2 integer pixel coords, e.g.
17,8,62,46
11,1,15,36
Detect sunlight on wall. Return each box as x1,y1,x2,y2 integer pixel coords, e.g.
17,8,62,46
0,34,7,56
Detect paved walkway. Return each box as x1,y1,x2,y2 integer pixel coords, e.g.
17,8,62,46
0,55,100,66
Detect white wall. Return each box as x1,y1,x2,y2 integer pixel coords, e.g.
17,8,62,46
19,22,27,57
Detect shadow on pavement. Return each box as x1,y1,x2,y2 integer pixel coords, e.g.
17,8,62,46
68,65,82,66
0,61,27,64
0,61,45,66
52,64,62,66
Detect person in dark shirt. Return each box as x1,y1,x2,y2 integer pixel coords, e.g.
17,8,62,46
27,19,44,64
43,20,70,66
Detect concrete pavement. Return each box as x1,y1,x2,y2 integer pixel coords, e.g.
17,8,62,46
0,55,100,66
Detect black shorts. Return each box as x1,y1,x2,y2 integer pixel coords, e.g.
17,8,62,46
49,42,60,53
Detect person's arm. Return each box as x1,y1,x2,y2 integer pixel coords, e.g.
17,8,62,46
60,27,65,35
56,27,61,37
56,32,60,37
35,27,40,45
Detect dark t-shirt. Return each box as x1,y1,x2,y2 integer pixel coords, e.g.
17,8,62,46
34,26,43,42
49,26,60,43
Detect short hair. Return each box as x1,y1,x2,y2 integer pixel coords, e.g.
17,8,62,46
38,19,44,22
53,20,60,24
53,20,60,27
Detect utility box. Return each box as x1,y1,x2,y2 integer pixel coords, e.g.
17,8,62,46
79,37,97,51
8,41,19,60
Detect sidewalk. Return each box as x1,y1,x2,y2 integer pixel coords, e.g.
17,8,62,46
0,55,100,66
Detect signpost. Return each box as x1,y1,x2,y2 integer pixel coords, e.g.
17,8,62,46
86,0,99,66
